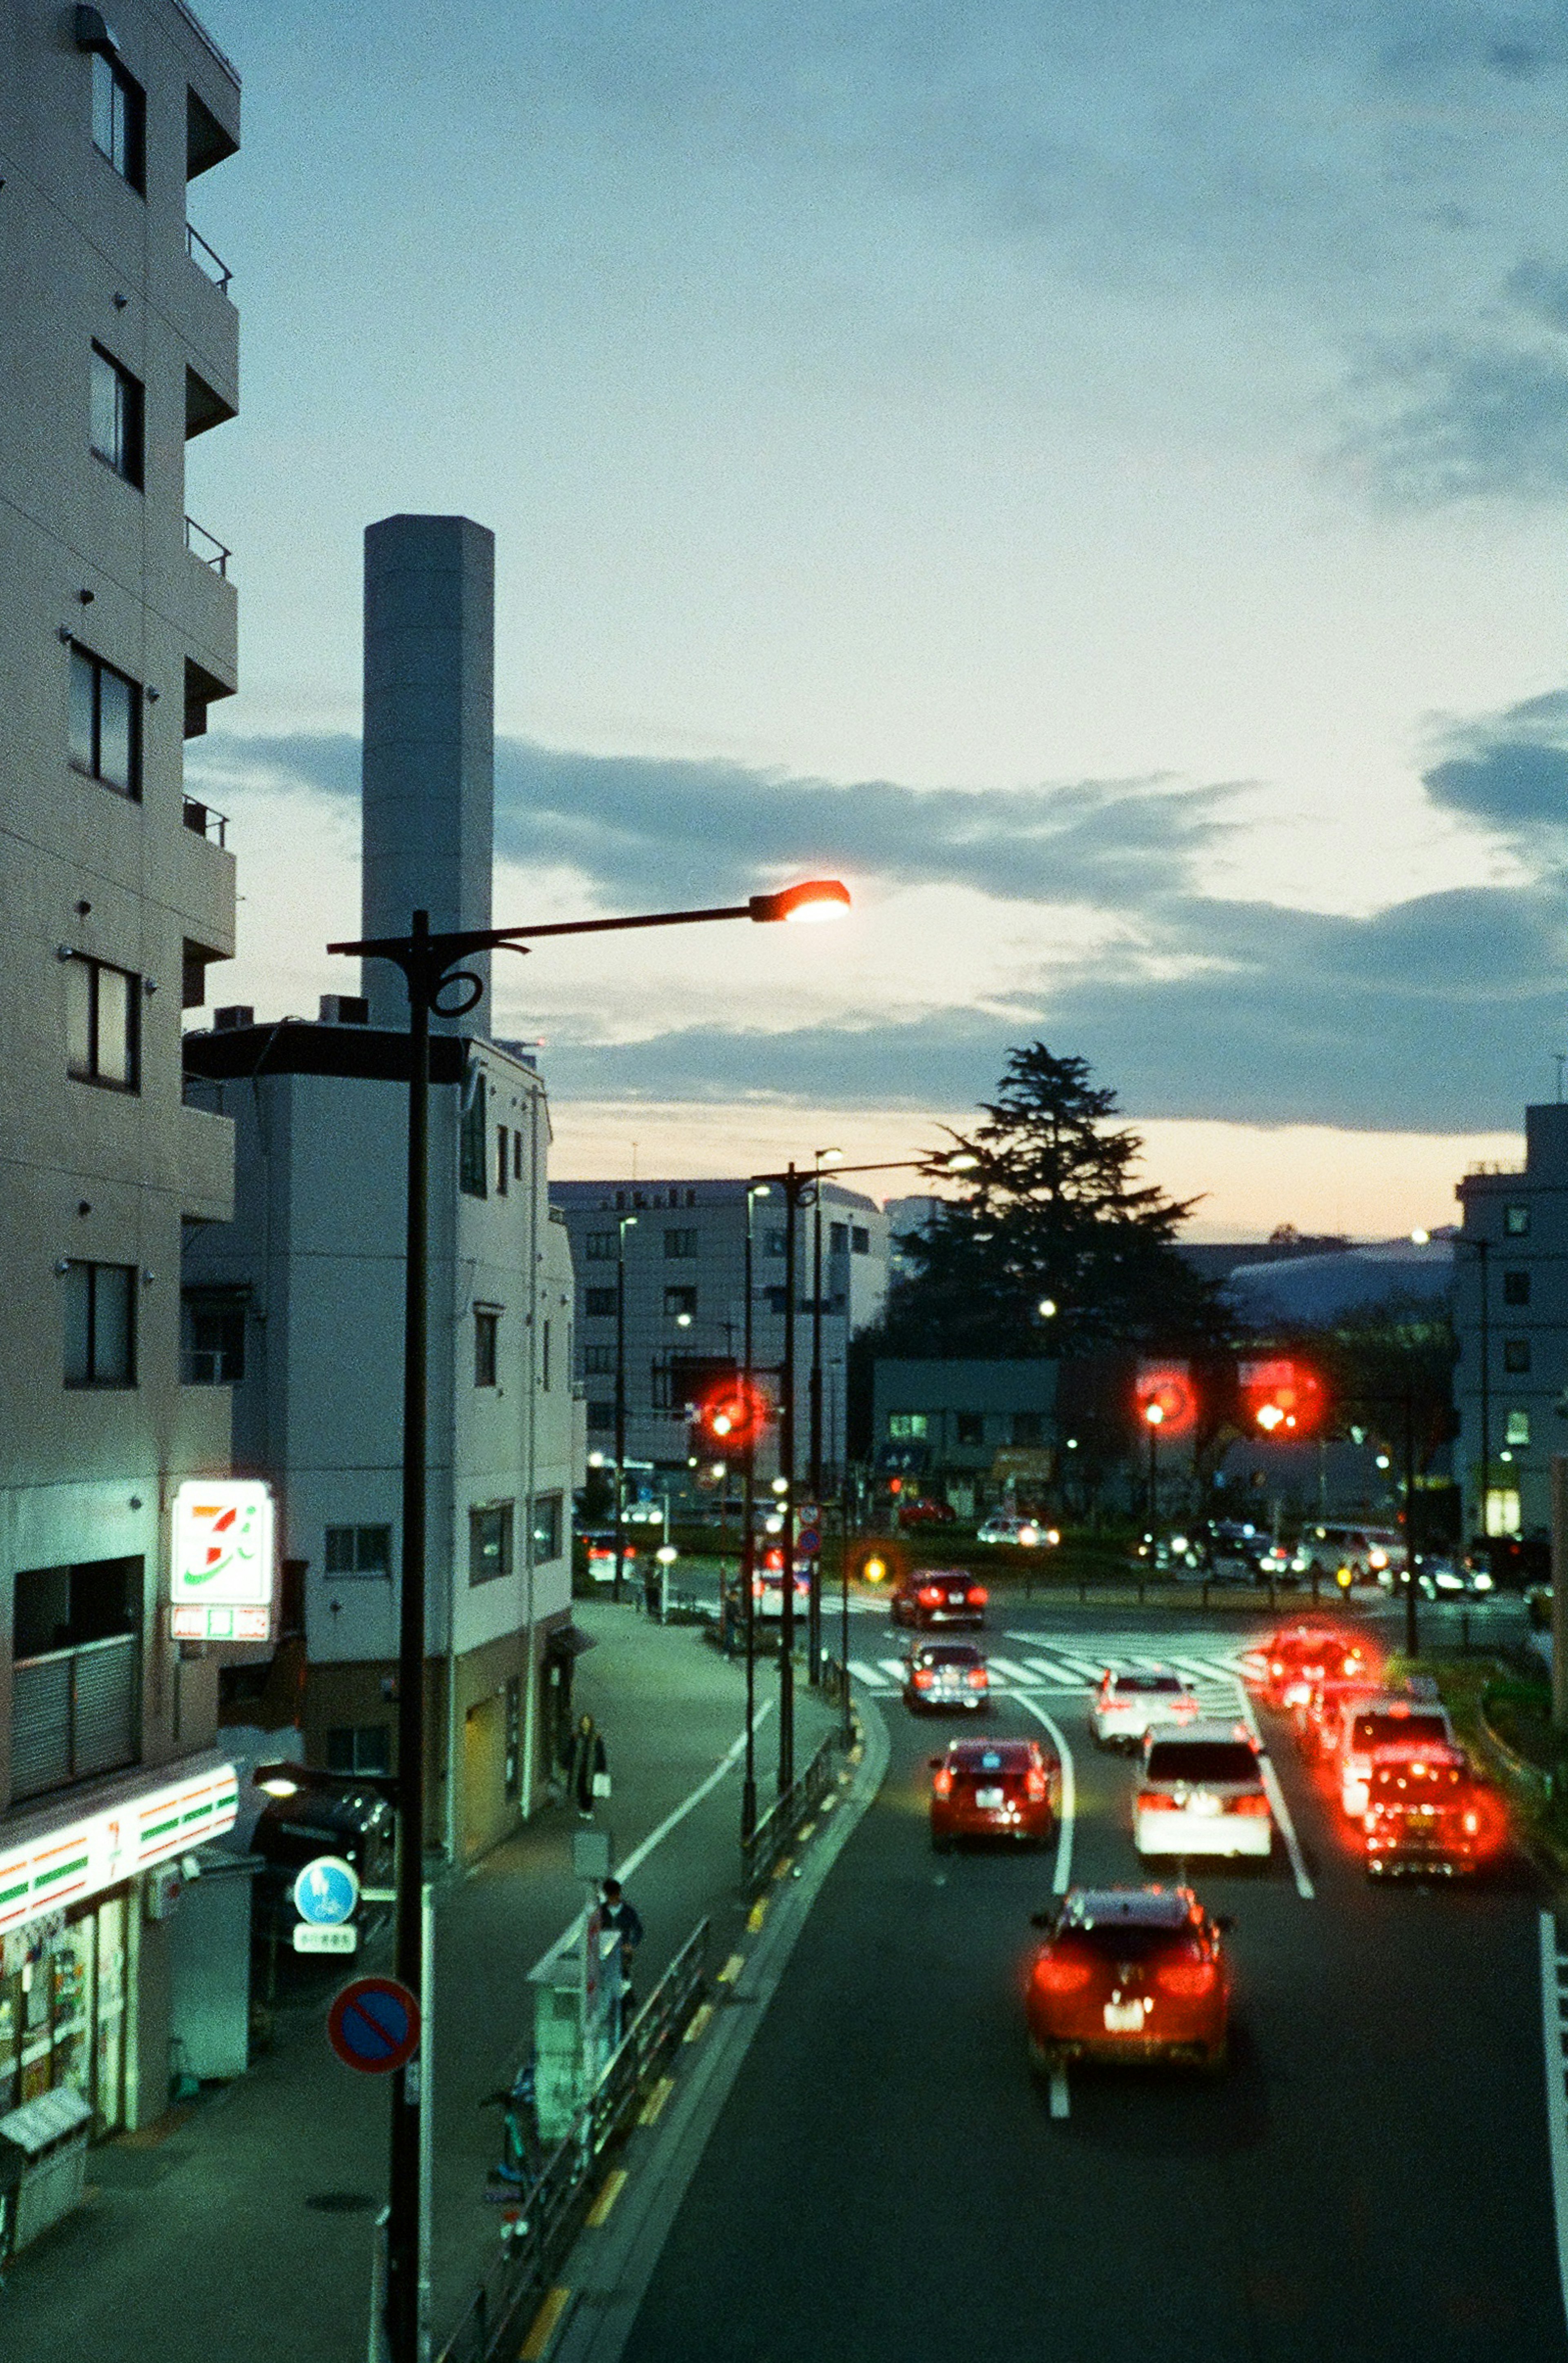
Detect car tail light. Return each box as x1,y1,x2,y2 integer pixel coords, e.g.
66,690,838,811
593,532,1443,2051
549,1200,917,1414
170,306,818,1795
1033,1949,1093,1995
1025,1768,1048,1802
913,1667,934,1688
967,1585,988,1605
1227,1792,1270,1816
1138,1790,1181,1812
1154,1955,1217,2000
918,1584,944,1606
1270,1660,1284,1677
967,1668,988,1688
932,1766,954,1799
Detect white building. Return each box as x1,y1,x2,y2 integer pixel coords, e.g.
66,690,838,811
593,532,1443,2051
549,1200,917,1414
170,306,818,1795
0,0,243,2136
1454,1105,1568,1543
551,1179,889,1494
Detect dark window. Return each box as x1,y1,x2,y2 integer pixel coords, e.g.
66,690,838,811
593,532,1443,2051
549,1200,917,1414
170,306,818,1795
496,1127,510,1194
1503,1269,1531,1306
468,1502,514,1584
664,1286,697,1318
585,1287,616,1318
91,50,145,190
851,1225,870,1254
956,1412,984,1445
532,1493,563,1562
459,1068,487,1197
584,1231,617,1259
66,953,139,1089
90,343,143,485
474,1309,499,1386
830,1221,849,1253
541,1319,551,1392
325,1725,392,1774
1011,1412,1043,1447
766,1286,789,1315
664,1228,697,1258
13,1556,138,1657
583,1344,615,1374
586,1401,614,1431
69,644,141,797
182,1296,243,1383
1504,1338,1531,1374
63,1259,136,1386
324,1525,392,1577
1504,1205,1530,1237
512,1130,523,1180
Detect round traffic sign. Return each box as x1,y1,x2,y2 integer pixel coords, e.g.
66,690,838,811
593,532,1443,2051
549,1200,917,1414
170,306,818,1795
797,1526,821,1557
293,1853,360,1927
327,1976,421,2075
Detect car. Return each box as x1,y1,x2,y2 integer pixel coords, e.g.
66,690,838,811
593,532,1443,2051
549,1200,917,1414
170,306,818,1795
1253,1622,1375,1711
1133,1722,1274,1862
1415,1556,1493,1599
1361,1743,1503,1877
1025,1885,1233,2074
890,1569,988,1629
1296,1671,1381,1762
581,1530,638,1582
929,1737,1058,1851
904,1641,990,1713
977,1512,1061,1548
1089,1667,1201,1749
896,1498,957,1530
1334,1691,1456,1819
1296,1524,1405,1584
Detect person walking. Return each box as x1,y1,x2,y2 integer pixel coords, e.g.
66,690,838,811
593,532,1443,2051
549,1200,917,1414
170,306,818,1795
600,1877,644,2030
569,1712,608,1820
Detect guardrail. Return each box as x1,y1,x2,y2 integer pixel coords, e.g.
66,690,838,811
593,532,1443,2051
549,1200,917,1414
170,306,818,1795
185,514,232,577
185,220,233,294
182,797,229,848
435,1916,710,2363
741,1733,837,1898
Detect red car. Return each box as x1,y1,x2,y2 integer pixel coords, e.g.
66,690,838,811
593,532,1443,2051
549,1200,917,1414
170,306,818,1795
1026,1886,1233,2076
897,1499,957,1531
891,1569,987,1629
1253,1623,1374,1711
930,1737,1057,1851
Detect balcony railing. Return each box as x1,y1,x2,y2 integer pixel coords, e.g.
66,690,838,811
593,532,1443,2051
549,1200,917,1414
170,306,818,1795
10,1634,140,1802
185,514,232,577
183,797,229,848
185,220,233,295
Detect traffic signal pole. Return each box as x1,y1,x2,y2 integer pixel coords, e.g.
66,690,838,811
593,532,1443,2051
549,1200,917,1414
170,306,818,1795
778,1165,798,1792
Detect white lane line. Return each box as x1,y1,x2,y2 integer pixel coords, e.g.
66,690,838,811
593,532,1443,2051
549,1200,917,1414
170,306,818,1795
1014,1696,1075,1895
1538,1913,1568,2345
847,1659,882,1687
1234,1684,1314,1900
1049,2064,1071,2120
985,1655,1035,1685
1018,1657,1085,1686
526,1700,776,1979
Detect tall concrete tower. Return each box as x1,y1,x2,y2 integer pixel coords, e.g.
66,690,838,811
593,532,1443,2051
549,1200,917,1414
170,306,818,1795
361,514,495,1027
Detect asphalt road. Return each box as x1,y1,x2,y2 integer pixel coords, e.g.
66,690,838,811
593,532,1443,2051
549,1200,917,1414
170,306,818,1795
620,1604,1567,2363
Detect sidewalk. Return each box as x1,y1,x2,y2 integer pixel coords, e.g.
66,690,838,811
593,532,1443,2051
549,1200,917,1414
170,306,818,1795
0,1601,836,2363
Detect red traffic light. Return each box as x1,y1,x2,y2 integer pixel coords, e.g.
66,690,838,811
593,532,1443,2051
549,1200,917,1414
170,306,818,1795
695,1376,768,1450
1134,1363,1198,1440
1239,1358,1323,1437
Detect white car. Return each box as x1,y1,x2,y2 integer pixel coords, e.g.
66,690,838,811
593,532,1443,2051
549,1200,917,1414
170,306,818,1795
1134,1723,1274,1861
1335,1693,1455,1820
977,1512,1060,1548
1090,1668,1201,1750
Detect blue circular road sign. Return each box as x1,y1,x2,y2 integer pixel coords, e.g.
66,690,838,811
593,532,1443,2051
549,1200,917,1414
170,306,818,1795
327,1977,421,2075
293,1853,360,1927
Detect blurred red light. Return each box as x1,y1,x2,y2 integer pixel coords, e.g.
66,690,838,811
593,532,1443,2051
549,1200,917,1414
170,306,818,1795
1033,1949,1094,1994
1154,1955,1217,2000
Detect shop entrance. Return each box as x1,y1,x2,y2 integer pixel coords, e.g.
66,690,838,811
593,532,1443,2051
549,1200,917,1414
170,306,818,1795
461,1693,506,1861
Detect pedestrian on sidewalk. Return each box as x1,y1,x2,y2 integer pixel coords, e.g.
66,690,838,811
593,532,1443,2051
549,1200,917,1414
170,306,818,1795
600,1877,644,2028
569,1712,609,1819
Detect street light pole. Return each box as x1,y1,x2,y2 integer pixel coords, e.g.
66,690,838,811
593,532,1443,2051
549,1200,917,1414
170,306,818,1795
740,1183,767,1842
778,1163,799,1791
614,1214,637,1604
1145,1403,1163,1533
1403,1378,1419,1658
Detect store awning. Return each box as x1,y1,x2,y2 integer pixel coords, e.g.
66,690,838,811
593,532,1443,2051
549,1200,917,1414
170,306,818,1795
545,1625,597,1661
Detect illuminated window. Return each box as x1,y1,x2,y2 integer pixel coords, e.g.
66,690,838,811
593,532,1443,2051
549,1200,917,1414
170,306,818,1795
889,1413,928,1440
468,1501,514,1585
1504,1205,1530,1236
1484,1487,1521,1538
1506,1409,1531,1447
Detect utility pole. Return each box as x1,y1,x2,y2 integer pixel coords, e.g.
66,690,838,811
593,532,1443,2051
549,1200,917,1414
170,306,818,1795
778,1164,799,1791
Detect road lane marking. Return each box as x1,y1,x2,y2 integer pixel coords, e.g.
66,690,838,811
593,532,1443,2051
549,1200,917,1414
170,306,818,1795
878,1658,910,1682
716,1952,745,1984
986,1655,1035,1684
746,1899,768,1931
1014,1696,1075,1893
586,2169,628,2228
1234,1684,1315,1899
682,2002,713,2044
520,2285,573,2359
848,1658,882,1686
638,2076,675,2126
1538,1913,1568,2345
1049,2065,1070,2120
820,1792,838,1811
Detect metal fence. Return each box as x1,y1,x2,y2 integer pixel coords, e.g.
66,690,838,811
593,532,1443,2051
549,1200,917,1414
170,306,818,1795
435,1916,710,2363
740,1734,838,1898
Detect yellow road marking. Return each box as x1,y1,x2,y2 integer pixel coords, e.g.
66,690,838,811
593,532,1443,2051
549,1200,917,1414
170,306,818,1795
519,2285,572,2359
820,1793,838,1813
717,1951,746,1984
771,1855,794,1881
746,1899,768,1932
639,2074,675,2126
798,1820,817,1842
683,2001,714,2044
849,1746,863,1766
585,2169,627,2228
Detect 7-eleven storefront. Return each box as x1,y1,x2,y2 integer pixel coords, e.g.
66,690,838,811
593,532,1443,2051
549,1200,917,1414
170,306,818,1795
0,1755,238,2133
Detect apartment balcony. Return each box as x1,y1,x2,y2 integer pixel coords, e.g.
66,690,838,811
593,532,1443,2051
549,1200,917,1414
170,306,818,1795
10,1635,141,1804
179,1100,235,1223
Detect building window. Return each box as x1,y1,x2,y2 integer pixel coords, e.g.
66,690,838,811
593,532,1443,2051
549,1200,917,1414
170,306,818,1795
664,1286,697,1318
66,953,140,1090
889,1413,928,1440
459,1069,487,1197
182,1296,244,1383
62,1259,136,1387
956,1412,984,1446
765,1286,789,1315
585,1287,616,1318
585,1231,617,1259
469,1502,514,1585
496,1127,510,1194
1504,1205,1530,1237
504,1675,521,1801
852,1226,870,1254
324,1525,393,1577
90,343,143,486
584,1344,615,1374
586,1401,614,1432
91,50,145,190
1506,1408,1532,1447
69,644,141,797
1011,1412,1044,1446
664,1228,697,1259
764,1229,787,1258
830,1221,849,1253
1503,1269,1531,1306
541,1319,551,1391
1504,1338,1531,1374
474,1309,499,1386
532,1493,564,1562
325,1725,391,1774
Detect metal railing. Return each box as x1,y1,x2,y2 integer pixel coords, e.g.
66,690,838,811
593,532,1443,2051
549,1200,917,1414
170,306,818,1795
435,1916,710,2363
182,797,229,847
184,514,232,577
185,220,233,294
741,1733,837,1897
9,1633,140,1801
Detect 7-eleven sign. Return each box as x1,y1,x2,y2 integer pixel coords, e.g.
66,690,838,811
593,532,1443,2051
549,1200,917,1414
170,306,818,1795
171,1480,276,1641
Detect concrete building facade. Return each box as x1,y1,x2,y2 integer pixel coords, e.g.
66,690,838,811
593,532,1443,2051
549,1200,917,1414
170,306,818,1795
0,0,243,2135
1454,1105,1568,1542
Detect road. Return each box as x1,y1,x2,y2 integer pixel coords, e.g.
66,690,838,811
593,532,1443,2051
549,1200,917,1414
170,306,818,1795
619,1601,1567,2363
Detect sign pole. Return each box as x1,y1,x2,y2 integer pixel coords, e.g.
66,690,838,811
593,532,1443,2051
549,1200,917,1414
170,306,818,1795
418,1880,434,2362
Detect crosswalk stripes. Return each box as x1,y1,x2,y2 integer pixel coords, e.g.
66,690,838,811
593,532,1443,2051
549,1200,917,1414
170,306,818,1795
845,1636,1258,1699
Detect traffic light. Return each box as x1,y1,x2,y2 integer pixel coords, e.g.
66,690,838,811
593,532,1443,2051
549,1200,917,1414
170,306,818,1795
1134,1363,1198,1439
1238,1358,1323,1437
693,1375,768,1452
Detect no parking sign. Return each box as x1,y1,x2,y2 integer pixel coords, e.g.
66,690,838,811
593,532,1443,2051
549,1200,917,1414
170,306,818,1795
327,1977,421,2075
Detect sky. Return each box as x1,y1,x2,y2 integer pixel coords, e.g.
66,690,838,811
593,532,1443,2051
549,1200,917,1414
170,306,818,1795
183,0,1568,1235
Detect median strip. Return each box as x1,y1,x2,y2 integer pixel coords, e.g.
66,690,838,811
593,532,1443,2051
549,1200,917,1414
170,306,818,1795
585,2170,627,2229
520,2284,573,2359
682,2002,714,2045
638,2076,675,2127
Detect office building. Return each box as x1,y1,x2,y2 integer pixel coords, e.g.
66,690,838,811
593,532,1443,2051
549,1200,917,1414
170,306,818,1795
1454,1105,1568,1541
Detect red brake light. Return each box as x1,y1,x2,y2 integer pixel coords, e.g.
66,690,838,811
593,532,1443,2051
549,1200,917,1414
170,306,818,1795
1025,1769,1048,1802
913,1667,934,1688
1154,1954,1217,2000
1033,1949,1094,1995
967,1667,988,1688
1138,1790,1181,1812
1270,1661,1284,1676
932,1766,953,1799
967,1585,988,1605
1227,1792,1271,1816
918,1584,944,1606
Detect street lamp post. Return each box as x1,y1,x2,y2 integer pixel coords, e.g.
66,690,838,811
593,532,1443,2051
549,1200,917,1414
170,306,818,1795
741,1182,769,1842
1144,1400,1164,1533
807,1145,842,1685
329,875,848,2363
613,1214,637,1603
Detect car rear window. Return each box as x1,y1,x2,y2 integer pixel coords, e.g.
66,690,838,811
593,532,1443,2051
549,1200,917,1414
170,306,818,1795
1065,1924,1201,1961
924,1646,980,1666
955,1746,1026,1771
1145,1740,1260,1784
1352,1713,1449,1750
1114,1673,1184,1694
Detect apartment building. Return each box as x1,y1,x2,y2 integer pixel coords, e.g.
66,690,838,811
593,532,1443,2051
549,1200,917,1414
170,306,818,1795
0,0,243,2136
551,1180,890,1494
1454,1103,1568,1541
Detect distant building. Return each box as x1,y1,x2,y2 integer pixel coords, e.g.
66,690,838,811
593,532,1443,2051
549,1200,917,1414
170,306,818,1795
1218,1236,1452,1328
1455,1107,1568,1540
870,1359,1060,1518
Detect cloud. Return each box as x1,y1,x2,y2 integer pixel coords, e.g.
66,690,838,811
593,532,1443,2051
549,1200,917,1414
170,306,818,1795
1422,681,1568,842
1342,336,1568,505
